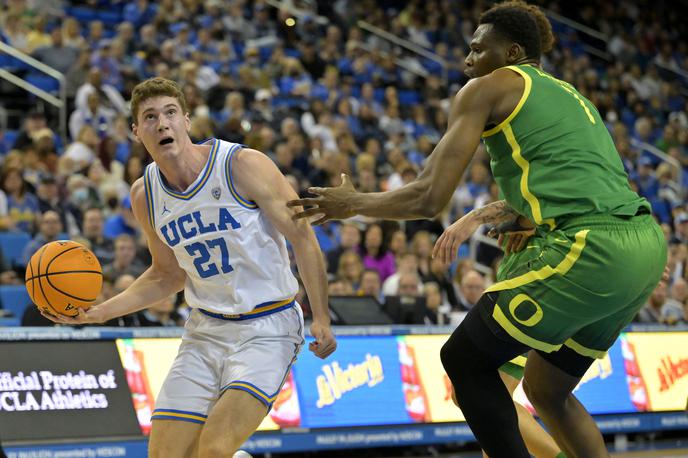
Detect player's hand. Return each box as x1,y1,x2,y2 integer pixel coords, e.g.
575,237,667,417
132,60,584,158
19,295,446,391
287,174,357,225
433,213,481,265
39,306,105,326
309,320,337,359
487,215,536,255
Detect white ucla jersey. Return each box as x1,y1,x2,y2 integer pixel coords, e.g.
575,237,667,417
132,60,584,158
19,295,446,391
143,138,298,315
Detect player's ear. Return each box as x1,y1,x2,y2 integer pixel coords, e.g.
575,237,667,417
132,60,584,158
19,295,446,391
131,123,140,141
184,112,191,131
506,43,522,63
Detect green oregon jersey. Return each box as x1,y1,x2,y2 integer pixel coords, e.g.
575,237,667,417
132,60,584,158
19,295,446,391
482,64,649,230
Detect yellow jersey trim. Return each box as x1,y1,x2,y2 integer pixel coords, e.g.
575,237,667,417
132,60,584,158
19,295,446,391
564,338,607,359
482,65,532,138
227,382,278,402
485,229,590,293
509,355,528,367
503,123,556,230
493,306,561,353
151,411,207,422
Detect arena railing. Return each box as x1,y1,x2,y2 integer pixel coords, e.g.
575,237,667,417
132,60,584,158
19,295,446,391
0,41,67,142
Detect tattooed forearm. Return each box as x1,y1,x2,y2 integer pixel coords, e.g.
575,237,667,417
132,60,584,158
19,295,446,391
470,200,519,225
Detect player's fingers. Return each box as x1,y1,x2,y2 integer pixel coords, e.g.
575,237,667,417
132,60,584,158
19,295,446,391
449,238,460,264
497,234,505,248
291,207,326,221
307,187,325,196
287,198,318,208
311,214,331,226
432,233,445,260
39,310,60,323
516,235,530,252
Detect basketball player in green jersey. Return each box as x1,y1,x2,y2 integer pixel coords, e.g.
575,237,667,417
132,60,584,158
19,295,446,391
288,1,667,456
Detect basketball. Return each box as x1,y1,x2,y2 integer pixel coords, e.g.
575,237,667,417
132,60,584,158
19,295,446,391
24,240,103,317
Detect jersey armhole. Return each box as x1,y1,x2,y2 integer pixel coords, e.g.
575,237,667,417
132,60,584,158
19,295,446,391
482,65,532,138
224,144,259,210
143,164,156,227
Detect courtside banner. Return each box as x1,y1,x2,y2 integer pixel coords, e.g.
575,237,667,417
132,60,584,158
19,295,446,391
0,341,141,442
116,332,688,434
621,332,688,412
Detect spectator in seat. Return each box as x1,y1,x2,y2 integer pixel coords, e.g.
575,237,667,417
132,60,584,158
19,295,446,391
456,270,485,311
359,268,383,303
137,293,181,327
82,207,115,266
101,234,145,283
21,210,63,266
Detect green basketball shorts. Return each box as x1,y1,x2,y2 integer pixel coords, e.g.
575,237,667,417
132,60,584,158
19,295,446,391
487,213,666,359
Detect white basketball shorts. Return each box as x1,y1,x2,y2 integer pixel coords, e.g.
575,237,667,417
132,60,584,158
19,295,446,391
151,301,304,424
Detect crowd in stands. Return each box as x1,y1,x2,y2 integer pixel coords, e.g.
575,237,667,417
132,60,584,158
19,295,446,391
0,0,687,327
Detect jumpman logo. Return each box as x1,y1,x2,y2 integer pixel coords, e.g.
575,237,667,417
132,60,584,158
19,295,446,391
161,202,171,215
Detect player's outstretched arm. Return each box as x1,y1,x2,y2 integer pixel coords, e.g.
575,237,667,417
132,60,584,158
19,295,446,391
42,179,187,326
288,77,499,223
233,148,337,360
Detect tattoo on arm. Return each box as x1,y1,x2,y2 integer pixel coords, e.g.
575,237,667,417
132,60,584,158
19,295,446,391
471,200,519,225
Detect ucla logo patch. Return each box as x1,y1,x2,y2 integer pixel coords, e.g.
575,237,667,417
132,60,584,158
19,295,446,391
212,187,221,200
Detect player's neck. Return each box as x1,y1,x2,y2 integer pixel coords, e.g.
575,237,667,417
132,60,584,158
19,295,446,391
155,141,212,193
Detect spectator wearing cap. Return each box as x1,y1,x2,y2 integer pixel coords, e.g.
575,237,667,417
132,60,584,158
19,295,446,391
81,207,115,266
36,174,81,237
21,210,63,266
33,27,79,73
103,196,138,239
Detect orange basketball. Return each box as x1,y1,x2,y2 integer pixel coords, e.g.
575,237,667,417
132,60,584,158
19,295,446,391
25,240,103,317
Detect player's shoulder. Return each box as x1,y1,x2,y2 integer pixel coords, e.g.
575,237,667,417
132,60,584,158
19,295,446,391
232,147,274,174
129,178,147,216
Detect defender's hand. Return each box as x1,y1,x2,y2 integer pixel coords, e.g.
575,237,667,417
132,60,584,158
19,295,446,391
287,174,357,225
309,321,337,359
433,214,481,265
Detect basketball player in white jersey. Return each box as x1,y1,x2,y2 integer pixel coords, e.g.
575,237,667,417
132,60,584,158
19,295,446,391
42,77,337,457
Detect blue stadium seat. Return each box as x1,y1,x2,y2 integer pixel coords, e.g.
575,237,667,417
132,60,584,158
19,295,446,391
398,90,420,106
0,232,31,268
0,285,31,319
0,129,18,154
66,7,98,24
98,10,122,27
0,317,20,327
25,73,59,94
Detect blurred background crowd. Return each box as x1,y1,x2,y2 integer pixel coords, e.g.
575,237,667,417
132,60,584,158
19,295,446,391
0,0,686,328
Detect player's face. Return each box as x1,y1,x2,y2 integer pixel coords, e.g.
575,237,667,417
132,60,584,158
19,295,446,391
464,24,509,79
132,96,190,157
